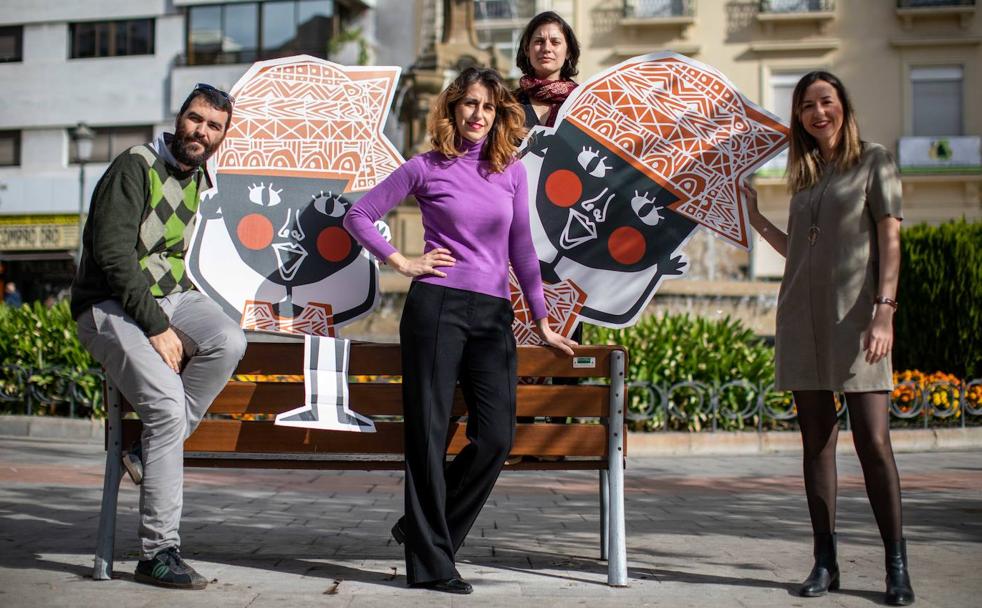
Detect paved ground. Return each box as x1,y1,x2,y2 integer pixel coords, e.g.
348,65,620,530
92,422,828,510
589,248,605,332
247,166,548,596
0,435,979,607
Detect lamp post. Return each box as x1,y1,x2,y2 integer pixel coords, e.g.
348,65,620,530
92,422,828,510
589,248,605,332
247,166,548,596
72,123,94,265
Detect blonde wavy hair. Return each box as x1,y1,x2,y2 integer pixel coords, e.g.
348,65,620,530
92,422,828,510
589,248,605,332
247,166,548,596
427,67,527,174
787,71,863,193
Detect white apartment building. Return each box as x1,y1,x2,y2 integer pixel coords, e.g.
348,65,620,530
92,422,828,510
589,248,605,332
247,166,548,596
0,0,414,301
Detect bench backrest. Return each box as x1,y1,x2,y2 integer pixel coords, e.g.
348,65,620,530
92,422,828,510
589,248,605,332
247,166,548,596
117,339,627,470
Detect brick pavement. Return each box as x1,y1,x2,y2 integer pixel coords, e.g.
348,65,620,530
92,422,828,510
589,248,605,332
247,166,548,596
0,435,979,607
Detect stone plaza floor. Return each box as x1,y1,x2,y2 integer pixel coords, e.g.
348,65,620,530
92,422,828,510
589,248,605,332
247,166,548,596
0,434,979,607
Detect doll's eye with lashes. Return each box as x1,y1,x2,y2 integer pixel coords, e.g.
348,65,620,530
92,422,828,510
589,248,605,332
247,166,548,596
311,191,347,217
577,147,611,178
248,182,283,207
631,191,664,227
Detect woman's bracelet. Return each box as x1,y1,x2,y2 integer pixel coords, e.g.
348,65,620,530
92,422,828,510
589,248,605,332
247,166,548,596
875,296,898,310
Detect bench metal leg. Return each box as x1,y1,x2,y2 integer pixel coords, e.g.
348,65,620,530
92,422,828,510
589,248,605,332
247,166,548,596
93,382,123,580
599,469,609,560
606,349,627,587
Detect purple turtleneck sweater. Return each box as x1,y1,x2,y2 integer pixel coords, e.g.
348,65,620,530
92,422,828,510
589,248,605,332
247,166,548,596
344,137,548,320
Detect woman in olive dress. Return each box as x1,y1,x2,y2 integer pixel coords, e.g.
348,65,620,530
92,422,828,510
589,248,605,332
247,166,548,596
744,71,914,606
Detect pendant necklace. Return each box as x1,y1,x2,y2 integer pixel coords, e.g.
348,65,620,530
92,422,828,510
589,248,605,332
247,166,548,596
807,160,833,247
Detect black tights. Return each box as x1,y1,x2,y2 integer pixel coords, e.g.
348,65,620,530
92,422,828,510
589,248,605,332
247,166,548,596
794,390,904,542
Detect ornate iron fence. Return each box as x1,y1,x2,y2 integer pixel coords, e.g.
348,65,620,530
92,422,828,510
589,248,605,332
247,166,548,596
619,377,982,430
3,367,980,429
0,366,105,418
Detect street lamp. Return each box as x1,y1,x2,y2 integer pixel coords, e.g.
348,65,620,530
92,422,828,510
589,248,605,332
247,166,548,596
72,123,94,265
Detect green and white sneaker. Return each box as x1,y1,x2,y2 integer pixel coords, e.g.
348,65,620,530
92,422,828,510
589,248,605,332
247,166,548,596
134,547,208,590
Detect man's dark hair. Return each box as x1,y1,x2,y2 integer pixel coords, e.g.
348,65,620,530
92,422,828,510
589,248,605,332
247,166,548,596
177,84,234,130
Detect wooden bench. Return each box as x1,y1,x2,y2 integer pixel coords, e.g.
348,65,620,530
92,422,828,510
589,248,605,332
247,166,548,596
93,335,628,586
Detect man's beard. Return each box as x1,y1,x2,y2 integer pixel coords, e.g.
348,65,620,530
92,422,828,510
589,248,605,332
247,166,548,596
170,126,221,168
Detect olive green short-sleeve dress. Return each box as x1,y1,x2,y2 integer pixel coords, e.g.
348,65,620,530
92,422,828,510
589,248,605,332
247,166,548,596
775,142,903,393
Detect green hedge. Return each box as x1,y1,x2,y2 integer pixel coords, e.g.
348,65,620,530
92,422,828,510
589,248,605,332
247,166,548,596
0,300,101,416
895,220,982,379
585,313,778,431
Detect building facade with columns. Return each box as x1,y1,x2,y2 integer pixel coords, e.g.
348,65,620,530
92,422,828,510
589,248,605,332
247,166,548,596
397,0,981,284
2,0,978,320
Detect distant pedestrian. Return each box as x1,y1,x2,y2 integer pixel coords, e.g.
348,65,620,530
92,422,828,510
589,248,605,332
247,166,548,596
745,71,913,605
3,282,22,307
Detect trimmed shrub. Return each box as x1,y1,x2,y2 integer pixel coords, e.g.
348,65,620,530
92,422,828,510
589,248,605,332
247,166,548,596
895,220,982,379
0,300,101,417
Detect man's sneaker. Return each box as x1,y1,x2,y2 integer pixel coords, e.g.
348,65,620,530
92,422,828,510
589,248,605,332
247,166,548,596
121,441,143,485
134,547,208,590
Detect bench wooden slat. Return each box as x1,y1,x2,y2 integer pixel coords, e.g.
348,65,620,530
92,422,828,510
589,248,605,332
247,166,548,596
121,419,609,457
206,382,610,417
236,343,620,378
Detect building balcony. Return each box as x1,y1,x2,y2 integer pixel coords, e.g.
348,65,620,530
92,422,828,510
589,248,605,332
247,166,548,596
473,0,536,28
760,0,835,12
621,0,696,28
898,135,982,175
897,0,975,6
612,43,701,57
474,0,535,20
756,0,836,34
896,0,976,29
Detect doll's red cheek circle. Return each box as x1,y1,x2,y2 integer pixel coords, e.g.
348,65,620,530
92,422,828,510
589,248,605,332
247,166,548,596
608,226,645,265
237,214,274,250
545,169,582,208
317,227,352,262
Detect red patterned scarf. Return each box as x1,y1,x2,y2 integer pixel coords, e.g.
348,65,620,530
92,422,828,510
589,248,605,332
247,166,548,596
519,76,578,128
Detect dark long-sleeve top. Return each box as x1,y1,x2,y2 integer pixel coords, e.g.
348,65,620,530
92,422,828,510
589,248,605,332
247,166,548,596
343,136,548,320
70,135,206,335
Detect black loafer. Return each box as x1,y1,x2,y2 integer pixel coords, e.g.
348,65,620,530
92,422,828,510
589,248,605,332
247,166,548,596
391,520,406,545
413,577,473,594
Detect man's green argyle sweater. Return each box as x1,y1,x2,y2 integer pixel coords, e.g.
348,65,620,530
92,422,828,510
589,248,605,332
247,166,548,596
71,135,208,336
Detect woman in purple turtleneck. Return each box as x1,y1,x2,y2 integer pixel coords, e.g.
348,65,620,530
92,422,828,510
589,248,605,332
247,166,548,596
344,67,575,595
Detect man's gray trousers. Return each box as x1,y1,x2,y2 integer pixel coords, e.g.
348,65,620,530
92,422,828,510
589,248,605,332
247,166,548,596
77,290,246,559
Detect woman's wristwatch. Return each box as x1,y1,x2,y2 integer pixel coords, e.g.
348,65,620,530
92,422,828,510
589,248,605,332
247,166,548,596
875,296,898,310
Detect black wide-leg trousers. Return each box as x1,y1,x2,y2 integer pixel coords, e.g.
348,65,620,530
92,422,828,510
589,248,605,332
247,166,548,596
398,282,517,585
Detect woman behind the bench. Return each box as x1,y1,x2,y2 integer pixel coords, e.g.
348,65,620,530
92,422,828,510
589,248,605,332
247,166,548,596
344,67,575,595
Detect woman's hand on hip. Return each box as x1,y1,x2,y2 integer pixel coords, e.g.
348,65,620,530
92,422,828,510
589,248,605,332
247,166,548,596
862,306,895,364
533,318,577,356
389,248,455,278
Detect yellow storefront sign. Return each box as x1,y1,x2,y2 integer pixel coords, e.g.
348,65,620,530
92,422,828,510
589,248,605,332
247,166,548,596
0,215,80,251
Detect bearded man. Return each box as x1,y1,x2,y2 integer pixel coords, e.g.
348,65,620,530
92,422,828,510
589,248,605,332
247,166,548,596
71,84,246,590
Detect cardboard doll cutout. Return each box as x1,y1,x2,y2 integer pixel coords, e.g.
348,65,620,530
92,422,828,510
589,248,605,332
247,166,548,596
188,56,402,337
511,53,789,339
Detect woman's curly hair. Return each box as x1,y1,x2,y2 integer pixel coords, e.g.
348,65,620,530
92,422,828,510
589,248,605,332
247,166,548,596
427,67,527,174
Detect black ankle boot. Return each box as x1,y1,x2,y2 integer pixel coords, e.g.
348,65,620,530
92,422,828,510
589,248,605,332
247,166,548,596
799,532,840,597
884,538,915,606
